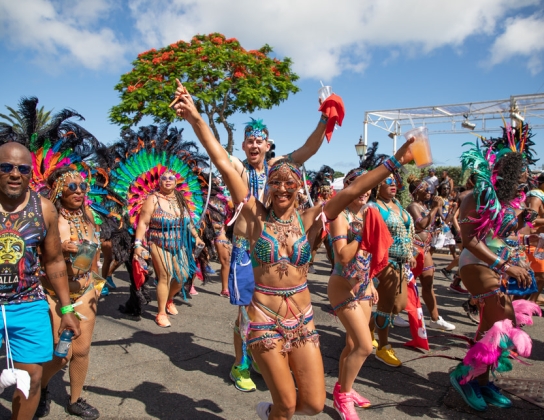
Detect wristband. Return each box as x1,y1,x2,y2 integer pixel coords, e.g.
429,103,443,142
498,263,511,276
319,115,328,125
489,257,501,270
354,236,363,244
389,155,402,169
61,305,75,315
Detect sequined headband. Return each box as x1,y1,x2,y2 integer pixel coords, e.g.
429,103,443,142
51,170,82,203
244,118,268,140
268,161,302,180
343,169,368,186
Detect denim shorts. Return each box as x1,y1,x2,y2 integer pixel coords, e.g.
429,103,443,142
0,299,53,364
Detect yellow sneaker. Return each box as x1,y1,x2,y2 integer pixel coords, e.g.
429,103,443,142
375,344,402,367
372,339,379,348
229,364,256,392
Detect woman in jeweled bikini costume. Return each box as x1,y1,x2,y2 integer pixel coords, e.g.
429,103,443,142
174,83,414,420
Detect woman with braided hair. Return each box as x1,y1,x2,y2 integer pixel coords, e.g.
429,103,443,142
327,166,393,419
134,170,205,327
406,176,455,331
451,125,541,411
36,167,101,419
174,83,415,420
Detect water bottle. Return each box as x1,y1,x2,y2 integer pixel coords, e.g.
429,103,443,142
54,329,74,357
194,243,205,257
534,233,544,260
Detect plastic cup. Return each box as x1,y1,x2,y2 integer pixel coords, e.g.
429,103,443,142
404,127,433,168
318,86,332,102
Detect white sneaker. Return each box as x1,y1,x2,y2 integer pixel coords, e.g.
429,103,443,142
430,316,455,331
308,265,316,274
256,402,272,420
393,314,410,327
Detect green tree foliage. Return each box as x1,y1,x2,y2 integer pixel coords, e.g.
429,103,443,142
333,171,344,178
110,32,300,153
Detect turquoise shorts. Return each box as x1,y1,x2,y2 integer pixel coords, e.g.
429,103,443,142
0,299,53,364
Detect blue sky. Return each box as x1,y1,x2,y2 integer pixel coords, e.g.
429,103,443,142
1,0,544,173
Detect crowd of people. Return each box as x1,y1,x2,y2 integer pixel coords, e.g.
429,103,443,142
0,87,541,420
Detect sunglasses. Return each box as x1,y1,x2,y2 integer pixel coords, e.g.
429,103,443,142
267,180,299,192
384,178,397,186
0,163,32,175
67,182,88,192
161,175,176,181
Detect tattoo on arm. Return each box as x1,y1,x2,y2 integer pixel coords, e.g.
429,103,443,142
48,270,67,280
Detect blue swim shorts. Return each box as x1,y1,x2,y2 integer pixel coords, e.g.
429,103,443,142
0,299,53,364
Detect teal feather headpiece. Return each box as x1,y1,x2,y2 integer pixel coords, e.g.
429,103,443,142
244,118,268,140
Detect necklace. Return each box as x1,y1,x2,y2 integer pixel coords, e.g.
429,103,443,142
60,208,89,241
378,198,392,211
245,160,268,201
269,210,301,248
346,207,364,223
158,193,180,216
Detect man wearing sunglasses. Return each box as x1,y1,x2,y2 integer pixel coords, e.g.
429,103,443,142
0,142,80,418
175,104,330,392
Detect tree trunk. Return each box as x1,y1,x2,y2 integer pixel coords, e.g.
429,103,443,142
202,102,221,145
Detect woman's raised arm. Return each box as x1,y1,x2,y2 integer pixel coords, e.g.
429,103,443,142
173,81,249,204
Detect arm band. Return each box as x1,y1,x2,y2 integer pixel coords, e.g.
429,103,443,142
332,235,348,243
61,305,75,315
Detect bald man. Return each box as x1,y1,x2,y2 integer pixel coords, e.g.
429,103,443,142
0,142,80,419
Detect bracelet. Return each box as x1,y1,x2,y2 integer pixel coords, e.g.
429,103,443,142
354,236,363,244
319,114,329,125
389,155,402,169
498,263,511,276
489,257,501,269
61,305,75,315
133,243,143,249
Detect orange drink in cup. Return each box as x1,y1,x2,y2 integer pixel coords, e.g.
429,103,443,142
404,127,433,168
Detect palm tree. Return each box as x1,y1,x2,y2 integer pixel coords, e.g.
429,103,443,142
0,96,100,153
0,97,52,143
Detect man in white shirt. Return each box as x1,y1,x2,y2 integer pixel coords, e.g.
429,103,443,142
424,168,439,195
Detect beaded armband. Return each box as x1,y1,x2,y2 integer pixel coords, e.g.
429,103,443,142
332,235,348,242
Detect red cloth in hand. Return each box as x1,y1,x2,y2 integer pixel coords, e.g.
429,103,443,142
318,94,345,142
411,245,425,279
360,207,393,279
132,258,148,290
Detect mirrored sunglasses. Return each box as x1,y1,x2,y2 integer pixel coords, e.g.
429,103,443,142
0,163,32,175
267,180,299,192
161,175,176,181
67,182,88,192
384,178,397,186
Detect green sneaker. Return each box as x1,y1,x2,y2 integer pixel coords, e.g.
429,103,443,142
229,364,256,392
450,372,487,411
480,382,512,408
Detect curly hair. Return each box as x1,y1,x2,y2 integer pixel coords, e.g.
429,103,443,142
495,152,525,203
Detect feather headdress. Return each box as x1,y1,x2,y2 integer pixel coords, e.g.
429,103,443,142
104,124,210,229
461,122,537,239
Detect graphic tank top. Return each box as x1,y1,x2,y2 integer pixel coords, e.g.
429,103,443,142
0,191,46,304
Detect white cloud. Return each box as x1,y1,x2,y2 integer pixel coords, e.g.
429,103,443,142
126,0,543,79
487,13,544,75
0,0,126,71
0,0,543,77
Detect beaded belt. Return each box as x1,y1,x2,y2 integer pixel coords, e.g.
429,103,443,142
254,282,308,297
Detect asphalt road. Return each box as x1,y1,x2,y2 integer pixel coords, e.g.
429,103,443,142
1,250,543,419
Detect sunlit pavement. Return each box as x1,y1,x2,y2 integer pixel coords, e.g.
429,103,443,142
2,250,542,419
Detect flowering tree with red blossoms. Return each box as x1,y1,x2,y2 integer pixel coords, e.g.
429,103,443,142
110,33,299,153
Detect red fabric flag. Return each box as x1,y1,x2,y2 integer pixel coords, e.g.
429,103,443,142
411,245,425,279
404,271,430,351
318,94,345,142
360,207,393,279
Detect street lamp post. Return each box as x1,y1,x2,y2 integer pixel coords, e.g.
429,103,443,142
355,135,367,165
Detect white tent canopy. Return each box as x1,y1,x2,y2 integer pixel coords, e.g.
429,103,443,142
332,177,345,191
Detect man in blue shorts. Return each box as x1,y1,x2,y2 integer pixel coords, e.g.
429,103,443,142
0,142,80,419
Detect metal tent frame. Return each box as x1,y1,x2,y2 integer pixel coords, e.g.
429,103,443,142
363,93,544,152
